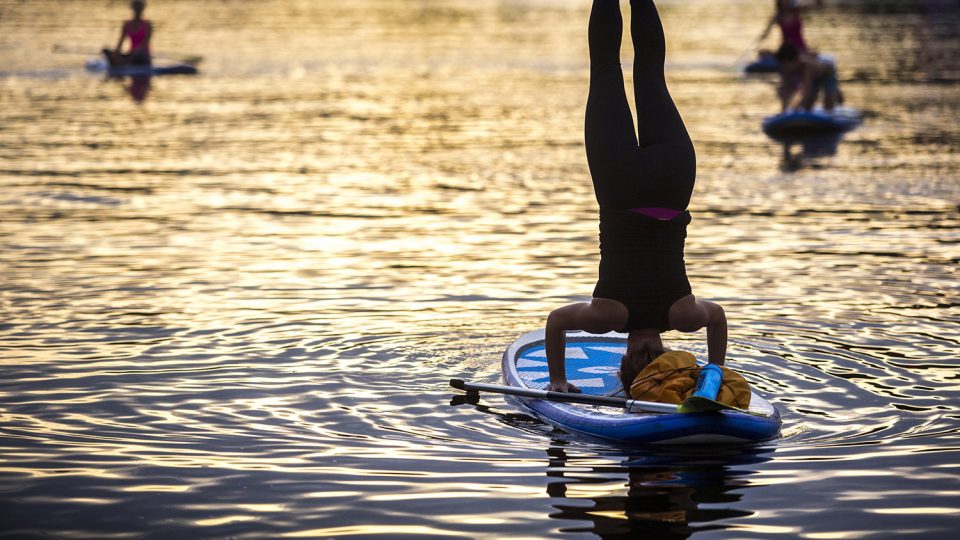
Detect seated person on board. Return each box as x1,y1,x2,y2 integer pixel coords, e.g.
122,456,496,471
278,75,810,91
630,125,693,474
104,0,153,67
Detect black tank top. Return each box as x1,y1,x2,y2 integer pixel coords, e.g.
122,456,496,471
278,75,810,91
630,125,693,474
593,209,692,331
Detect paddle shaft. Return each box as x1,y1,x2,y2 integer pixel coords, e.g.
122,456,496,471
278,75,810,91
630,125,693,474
450,379,678,414
53,45,202,65
735,17,775,66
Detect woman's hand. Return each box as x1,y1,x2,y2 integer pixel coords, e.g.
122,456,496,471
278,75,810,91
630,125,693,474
547,380,581,393
545,300,626,395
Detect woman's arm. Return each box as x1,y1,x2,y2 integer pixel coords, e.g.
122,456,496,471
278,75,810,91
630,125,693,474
758,13,778,42
701,300,727,366
545,299,627,393
114,22,127,53
545,303,583,393
778,81,793,112
669,296,727,366
799,60,818,110
778,66,803,111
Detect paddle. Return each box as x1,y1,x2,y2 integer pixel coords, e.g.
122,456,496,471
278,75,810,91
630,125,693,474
734,16,776,67
449,379,678,414
677,395,765,416
53,44,203,65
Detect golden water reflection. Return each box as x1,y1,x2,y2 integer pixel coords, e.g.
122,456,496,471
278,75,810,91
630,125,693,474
1,0,959,538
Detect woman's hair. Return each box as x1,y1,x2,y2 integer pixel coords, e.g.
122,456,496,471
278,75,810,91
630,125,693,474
619,341,666,393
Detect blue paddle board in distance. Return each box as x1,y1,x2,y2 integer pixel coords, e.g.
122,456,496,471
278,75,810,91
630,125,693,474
502,330,782,445
763,107,862,137
745,51,779,74
86,57,199,77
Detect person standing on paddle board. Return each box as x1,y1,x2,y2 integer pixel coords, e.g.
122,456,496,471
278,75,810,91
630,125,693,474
105,0,152,67
545,0,727,394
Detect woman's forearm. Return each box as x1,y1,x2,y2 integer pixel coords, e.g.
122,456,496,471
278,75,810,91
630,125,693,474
545,310,570,384
706,302,727,366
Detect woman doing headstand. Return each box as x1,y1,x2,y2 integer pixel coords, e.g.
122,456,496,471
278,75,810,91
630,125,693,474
546,0,728,394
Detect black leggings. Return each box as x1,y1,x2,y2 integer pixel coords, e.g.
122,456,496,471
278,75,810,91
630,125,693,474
585,0,696,211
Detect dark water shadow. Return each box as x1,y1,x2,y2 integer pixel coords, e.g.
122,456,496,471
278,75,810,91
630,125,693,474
450,394,777,538
543,444,775,539
774,132,845,172
450,393,548,433
123,74,152,103
103,73,152,103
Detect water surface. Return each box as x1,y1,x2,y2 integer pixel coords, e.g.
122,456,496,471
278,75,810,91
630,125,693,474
1,0,958,538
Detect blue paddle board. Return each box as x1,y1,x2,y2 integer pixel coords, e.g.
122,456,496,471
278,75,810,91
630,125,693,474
763,107,861,137
502,330,782,445
745,51,779,74
86,57,199,77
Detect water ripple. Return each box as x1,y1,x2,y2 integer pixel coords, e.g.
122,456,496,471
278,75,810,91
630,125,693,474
2,0,960,538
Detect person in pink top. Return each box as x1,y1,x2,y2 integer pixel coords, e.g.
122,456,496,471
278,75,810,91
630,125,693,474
105,0,152,67
760,0,823,53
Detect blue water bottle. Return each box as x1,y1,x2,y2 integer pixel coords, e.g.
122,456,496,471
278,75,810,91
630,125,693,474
692,363,723,401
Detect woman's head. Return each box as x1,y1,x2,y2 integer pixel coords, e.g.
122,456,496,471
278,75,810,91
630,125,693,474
131,1,146,15
776,0,799,14
618,331,665,393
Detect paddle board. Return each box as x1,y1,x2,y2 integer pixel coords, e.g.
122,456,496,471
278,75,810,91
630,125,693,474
763,107,861,137
85,57,198,77
502,330,782,445
745,51,779,74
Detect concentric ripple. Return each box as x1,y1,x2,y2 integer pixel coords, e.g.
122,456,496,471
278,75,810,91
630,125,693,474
2,0,959,538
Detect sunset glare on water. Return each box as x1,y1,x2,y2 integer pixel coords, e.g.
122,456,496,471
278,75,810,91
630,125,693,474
1,0,958,538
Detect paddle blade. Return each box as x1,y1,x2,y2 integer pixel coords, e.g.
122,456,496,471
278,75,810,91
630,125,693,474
678,396,764,416
677,396,724,414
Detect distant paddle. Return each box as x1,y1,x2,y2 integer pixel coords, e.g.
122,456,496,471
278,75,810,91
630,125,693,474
53,44,203,65
733,8,781,69
735,26,772,67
